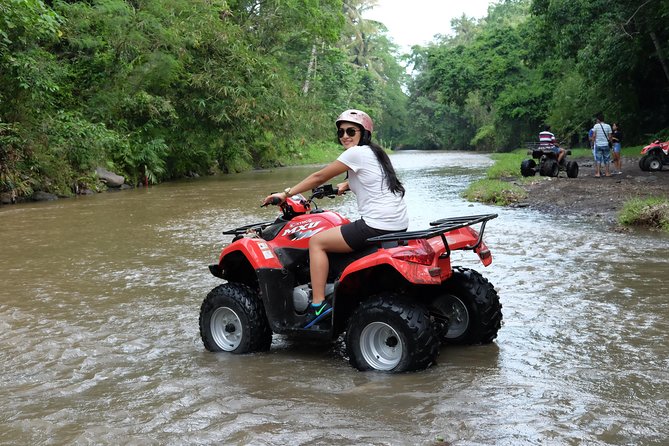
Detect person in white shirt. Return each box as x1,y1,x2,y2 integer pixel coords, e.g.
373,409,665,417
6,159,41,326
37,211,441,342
263,109,408,326
538,125,566,163
591,113,613,177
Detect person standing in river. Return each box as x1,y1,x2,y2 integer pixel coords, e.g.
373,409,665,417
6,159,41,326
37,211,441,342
262,109,408,327
591,113,613,177
611,122,623,174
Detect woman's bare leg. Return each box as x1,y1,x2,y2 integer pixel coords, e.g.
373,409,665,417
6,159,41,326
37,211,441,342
309,227,353,304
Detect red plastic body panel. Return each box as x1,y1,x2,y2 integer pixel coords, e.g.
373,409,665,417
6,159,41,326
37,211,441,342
219,238,284,269
219,211,350,269
270,211,350,250
641,140,669,155
338,225,492,285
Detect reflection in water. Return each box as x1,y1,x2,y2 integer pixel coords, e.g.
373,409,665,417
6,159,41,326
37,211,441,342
1,151,668,445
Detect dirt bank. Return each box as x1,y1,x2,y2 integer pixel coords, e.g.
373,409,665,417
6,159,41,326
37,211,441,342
514,156,669,225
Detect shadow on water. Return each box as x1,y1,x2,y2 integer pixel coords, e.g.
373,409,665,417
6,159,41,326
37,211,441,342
1,150,668,445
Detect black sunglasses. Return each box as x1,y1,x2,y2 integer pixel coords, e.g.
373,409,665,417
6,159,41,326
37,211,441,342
337,127,360,138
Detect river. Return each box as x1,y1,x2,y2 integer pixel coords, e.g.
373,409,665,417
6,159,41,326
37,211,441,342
1,151,668,445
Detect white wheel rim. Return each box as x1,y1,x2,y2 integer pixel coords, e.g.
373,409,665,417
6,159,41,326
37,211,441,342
359,322,403,371
211,307,242,351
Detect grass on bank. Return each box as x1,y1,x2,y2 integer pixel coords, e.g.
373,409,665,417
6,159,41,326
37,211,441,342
462,178,527,205
619,197,669,232
462,150,528,205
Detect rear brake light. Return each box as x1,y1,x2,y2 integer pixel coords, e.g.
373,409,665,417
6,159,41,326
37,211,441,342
391,239,435,265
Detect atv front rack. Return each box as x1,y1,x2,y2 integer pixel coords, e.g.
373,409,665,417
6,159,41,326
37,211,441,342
367,213,497,258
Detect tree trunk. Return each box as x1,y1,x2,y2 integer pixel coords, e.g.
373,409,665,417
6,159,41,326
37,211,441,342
301,44,317,95
649,31,669,85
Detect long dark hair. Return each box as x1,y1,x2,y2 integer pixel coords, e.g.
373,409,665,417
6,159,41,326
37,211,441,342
355,126,405,197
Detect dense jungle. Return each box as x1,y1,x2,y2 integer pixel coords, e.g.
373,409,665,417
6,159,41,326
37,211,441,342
1,0,668,199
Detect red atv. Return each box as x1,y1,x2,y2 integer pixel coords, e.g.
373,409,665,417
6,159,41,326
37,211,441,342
199,184,502,372
639,140,669,171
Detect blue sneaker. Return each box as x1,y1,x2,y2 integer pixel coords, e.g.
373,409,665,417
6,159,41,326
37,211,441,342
303,300,332,328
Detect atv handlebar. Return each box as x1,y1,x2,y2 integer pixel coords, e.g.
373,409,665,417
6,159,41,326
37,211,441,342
261,184,340,208
261,196,283,207
311,184,340,200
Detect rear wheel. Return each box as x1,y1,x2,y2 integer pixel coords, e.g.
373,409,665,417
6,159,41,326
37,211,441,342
566,161,579,178
345,295,439,372
199,283,272,353
520,159,536,177
540,159,559,177
428,267,502,345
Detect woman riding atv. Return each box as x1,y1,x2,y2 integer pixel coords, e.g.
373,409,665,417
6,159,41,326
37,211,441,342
262,109,408,327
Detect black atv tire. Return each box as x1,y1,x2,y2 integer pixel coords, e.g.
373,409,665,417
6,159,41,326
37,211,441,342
639,155,650,171
646,155,663,171
540,159,559,177
345,294,439,372
520,159,536,177
566,160,579,178
428,267,502,345
199,283,272,353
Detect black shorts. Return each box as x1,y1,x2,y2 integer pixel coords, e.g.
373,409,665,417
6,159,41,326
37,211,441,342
340,219,406,251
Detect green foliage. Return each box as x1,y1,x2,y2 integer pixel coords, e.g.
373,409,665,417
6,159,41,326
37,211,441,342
405,0,669,151
0,122,34,197
5,0,666,198
44,111,116,171
530,0,669,143
405,1,535,150
279,139,342,165
619,197,669,232
0,0,61,50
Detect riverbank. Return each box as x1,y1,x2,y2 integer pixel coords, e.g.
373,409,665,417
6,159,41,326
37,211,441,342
493,154,669,230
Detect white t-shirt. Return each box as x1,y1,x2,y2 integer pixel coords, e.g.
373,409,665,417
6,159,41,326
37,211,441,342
337,145,409,231
592,122,612,147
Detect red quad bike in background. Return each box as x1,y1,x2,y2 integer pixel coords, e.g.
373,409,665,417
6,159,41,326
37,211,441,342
199,184,502,373
639,140,669,171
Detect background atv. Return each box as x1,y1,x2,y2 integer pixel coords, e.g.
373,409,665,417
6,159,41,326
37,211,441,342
521,145,579,178
199,185,502,373
639,140,669,171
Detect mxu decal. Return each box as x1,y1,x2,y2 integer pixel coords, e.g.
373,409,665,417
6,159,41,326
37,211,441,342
281,221,321,236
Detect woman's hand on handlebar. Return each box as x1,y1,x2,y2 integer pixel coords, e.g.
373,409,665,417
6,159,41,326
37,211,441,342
336,181,349,195
262,192,285,207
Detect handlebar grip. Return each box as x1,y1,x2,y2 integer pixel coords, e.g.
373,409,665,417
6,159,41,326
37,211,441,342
261,196,282,207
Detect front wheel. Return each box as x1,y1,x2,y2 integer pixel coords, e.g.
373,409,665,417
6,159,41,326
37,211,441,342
566,161,579,178
428,267,502,345
345,295,439,372
199,283,272,353
520,159,536,177
646,155,663,171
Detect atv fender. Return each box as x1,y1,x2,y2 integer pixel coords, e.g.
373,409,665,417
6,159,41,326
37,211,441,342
218,237,283,270
339,254,444,285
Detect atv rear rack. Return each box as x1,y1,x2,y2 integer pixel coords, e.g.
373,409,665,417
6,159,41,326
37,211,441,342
367,213,497,258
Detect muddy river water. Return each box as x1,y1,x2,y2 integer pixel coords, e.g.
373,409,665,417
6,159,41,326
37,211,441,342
1,151,668,445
